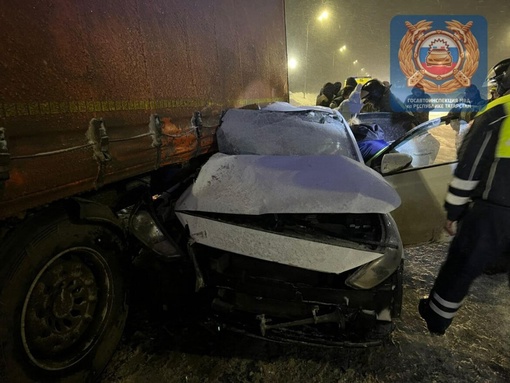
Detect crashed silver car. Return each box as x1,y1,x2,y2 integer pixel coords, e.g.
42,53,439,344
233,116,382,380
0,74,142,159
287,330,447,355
134,103,404,346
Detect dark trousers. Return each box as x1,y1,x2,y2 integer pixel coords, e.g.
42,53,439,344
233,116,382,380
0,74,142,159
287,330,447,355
433,200,510,305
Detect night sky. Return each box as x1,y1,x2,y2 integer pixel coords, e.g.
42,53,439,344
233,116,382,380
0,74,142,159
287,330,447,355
285,0,510,95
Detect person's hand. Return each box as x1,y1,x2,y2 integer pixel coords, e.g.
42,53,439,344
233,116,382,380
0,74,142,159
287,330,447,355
444,219,457,236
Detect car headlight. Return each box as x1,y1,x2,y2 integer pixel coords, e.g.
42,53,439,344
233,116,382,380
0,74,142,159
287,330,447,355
345,245,402,289
128,208,182,259
345,214,403,289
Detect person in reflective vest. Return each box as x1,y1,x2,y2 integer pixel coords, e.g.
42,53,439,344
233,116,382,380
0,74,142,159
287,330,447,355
419,58,510,335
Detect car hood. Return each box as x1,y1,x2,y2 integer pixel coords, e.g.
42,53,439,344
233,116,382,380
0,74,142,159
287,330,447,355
175,153,401,215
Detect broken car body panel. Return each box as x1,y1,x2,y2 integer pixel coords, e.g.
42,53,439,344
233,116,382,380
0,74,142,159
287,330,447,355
151,104,405,345
175,212,383,274
175,153,401,215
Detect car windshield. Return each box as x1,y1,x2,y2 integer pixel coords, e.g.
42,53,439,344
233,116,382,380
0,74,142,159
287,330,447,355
217,103,362,161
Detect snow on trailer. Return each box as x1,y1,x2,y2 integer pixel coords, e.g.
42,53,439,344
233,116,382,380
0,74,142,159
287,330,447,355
0,0,288,220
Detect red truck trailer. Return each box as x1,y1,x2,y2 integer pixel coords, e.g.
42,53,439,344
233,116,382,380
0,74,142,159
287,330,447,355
0,1,287,381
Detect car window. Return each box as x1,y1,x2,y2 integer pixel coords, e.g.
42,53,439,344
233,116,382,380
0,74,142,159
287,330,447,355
217,104,362,161
391,113,459,168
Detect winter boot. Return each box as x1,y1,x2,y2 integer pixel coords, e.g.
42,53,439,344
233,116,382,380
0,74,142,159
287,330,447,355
418,298,452,335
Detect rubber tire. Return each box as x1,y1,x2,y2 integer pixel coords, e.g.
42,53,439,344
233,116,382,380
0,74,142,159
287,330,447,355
0,206,128,383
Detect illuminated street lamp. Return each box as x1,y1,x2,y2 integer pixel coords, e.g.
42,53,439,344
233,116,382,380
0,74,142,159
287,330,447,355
288,57,298,70
317,10,329,22
333,45,347,71
303,9,329,97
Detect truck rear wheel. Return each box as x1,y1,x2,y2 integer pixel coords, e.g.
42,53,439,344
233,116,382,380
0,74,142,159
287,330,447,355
0,208,128,382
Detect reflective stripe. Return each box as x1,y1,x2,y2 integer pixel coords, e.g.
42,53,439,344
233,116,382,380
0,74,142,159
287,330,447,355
445,192,470,206
450,177,479,191
488,116,506,126
496,116,510,158
430,301,457,319
470,131,492,180
433,291,463,309
483,158,498,199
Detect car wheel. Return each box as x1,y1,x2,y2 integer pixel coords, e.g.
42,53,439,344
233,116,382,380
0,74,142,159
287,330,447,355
0,208,128,382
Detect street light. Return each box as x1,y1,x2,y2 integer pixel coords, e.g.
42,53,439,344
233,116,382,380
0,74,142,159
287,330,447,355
288,57,298,70
303,9,329,97
333,45,347,71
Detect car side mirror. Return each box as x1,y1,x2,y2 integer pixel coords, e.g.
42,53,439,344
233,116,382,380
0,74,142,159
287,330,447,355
380,153,413,175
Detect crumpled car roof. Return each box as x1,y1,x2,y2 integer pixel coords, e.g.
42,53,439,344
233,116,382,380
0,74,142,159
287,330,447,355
217,102,362,160
175,103,401,215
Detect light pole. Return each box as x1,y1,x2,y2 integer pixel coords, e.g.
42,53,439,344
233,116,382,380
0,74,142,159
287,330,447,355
303,10,329,98
332,45,346,72
303,21,311,97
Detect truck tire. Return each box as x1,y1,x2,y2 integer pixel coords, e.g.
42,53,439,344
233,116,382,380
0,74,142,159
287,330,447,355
0,207,128,382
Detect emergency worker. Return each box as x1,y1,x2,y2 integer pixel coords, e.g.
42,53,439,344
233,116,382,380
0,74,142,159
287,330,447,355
360,79,418,133
419,58,510,335
316,82,342,107
360,79,407,113
330,85,353,109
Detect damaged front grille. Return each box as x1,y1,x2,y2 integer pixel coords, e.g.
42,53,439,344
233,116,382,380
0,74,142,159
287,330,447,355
191,242,402,345
194,212,385,250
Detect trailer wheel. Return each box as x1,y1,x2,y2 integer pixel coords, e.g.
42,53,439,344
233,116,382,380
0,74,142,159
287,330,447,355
0,208,128,382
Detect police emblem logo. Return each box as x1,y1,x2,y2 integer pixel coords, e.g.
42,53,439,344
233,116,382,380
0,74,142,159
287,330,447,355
398,20,479,94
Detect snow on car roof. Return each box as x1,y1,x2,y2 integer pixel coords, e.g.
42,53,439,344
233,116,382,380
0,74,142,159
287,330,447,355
175,102,401,215
217,102,363,161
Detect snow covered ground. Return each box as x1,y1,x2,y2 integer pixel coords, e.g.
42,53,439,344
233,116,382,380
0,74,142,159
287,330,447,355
100,241,510,383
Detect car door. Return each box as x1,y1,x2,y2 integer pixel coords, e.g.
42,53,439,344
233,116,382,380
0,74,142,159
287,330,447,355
365,113,460,245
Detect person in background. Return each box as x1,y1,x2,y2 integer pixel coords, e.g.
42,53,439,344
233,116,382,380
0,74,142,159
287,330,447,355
360,79,408,113
329,85,351,108
405,83,433,124
418,58,510,335
446,84,489,154
349,120,388,162
464,84,488,115
360,79,418,132
330,77,360,110
345,76,358,89
336,83,363,122
316,82,342,107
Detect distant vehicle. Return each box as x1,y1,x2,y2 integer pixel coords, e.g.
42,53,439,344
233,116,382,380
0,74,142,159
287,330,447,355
346,77,373,87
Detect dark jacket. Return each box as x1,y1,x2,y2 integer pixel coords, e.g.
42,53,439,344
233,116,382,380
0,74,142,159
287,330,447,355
445,93,510,221
351,123,389,161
